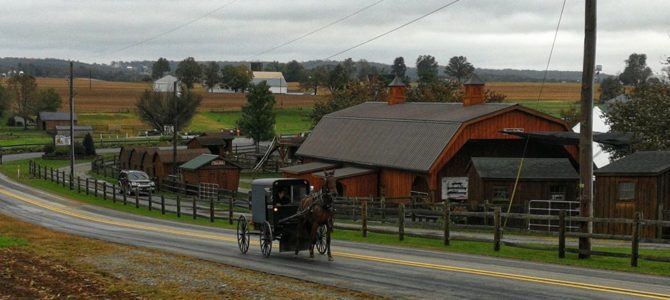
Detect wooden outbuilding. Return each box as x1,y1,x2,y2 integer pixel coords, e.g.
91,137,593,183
280,162,338,187
38,112,77,132
313,167,378,197
128,147,150,171
594,151,670,239
187,132,235,156
141,148,160,177
296,75,577,201
152,148,211,180
465,157,579,211
118,146,137,170
179,154,241,192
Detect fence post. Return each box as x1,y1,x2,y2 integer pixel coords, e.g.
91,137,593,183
228,195,233,225
210,197,215,223
112,184,116,203
361,200,368,237
658,203,664,240
631,211,641,267
177,195,181,217
55,170,59,185
192,197,197,220
444,202,450,246
77,176,81,193
559,209,566,259
494,207,502,252
135,187,139,208
43,165,47,180
399,204,405,241
85,178,89,195
161,195,165,215
123,188,127,205
50,167,53,182
148,190,152,211
380,195,386,223
94,179,98,197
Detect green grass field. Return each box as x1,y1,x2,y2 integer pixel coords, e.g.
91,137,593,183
0,236,27,248
2,158,669,276
509,100,577,118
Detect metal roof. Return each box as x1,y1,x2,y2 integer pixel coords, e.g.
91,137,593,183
280,162,338,175
156,148,210,164
39,112,77,121
464,73,485,85
312,167,375,179
179,154,235,170
297,102,513,172
594,151,670,176
470,157,578,180
388,75,405,87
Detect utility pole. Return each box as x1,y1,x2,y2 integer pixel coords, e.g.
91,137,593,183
172,80,178,176
69,61,75,189
579,0,596,259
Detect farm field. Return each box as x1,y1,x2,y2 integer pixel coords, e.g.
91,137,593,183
486,82,600,102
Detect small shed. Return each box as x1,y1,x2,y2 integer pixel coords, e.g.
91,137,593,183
153,75,180,93
594,151,670,239
152,148,211,180
38,112,77,132
179,154,241,192
187,132,235,156
466,157,579,211
281,162,339,186
312,167,377,197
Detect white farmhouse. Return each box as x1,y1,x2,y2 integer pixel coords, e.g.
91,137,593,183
153,75,181,93
251,71,287,94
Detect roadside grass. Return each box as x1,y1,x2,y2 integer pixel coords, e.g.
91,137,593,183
0,124,52,146
3,159,670,276
0,236,27,248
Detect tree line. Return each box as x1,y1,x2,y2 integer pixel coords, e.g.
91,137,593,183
0,74,62,129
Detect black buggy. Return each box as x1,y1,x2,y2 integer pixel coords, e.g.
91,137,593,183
236,178,328,257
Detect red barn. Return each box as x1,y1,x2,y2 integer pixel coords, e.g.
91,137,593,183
296,75,577,200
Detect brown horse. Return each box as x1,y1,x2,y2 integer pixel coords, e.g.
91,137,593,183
295,170,337,261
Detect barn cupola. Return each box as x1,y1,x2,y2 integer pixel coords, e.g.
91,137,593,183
387,75,406,105
463,74,485,106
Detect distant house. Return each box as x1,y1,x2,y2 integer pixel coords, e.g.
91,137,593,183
153,75,180,93
38,112,77,132
252,71,287,94
152,148,211,180
179,154,241,191
594,151,670,239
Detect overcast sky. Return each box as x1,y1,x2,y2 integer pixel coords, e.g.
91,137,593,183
1,0,668,74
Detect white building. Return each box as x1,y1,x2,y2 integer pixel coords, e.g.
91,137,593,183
251,71,287,94
153,75,181,93
573,106,613,168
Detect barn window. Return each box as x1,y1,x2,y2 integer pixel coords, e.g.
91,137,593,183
618,182,635,201
492,186,509,202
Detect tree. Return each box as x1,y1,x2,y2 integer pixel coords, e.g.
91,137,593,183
327,64,350,93
342,58,357,81
6,74,37,129
136,87,202,134
483,89,507,103
175,57,202,89
151,57,170,79
238,82,276,149
406,80,461,103
599,77,624,102
202,62,220,92
300,66,329,95
82,133,96,156
284,60,305,82
310,81,382,126
264,61,285,72
445,56,475,82
619,53,652,87
603,80,670,158
391,56,409,83
0,84,9,118
356,59,379,81
220,65,253,92
33,88,62,120
559,101,581,127
416,55,439,83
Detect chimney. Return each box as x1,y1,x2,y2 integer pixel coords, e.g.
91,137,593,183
387,75,406,105
463,74,485,106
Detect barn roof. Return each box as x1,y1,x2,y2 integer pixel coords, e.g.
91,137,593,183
594,151,670,176
280,162,338,175
469,157,578,180
296,102,515,172
179,154,241,170
155,148,210,164
312,167,375,179
39,112,76,121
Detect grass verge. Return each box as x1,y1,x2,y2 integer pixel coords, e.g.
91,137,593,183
2,158,670,277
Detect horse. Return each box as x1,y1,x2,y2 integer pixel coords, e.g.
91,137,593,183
295,170,337,261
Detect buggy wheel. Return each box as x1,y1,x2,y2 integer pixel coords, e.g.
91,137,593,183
315,224,327,255
260,221,273,258
237,215,250,254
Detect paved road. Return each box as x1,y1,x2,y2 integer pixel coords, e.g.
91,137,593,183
1,174,669,299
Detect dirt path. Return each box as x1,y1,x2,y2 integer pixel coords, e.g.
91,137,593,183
0,214,382,299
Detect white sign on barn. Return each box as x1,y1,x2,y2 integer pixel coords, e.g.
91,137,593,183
442,177,468,200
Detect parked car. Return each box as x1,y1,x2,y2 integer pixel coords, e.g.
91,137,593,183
118,170,155,195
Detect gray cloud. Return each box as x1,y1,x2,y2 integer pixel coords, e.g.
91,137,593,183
1,0,668,73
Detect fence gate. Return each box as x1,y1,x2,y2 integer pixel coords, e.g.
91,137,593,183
199,183,219,203
528,200,580,232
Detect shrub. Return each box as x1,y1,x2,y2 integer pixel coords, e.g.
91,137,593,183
43,144,55,154
83,133,96,156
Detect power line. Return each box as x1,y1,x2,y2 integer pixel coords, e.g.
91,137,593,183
244,0,385,61
82,0,238,62
324,0,461,60
535,0,567,105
